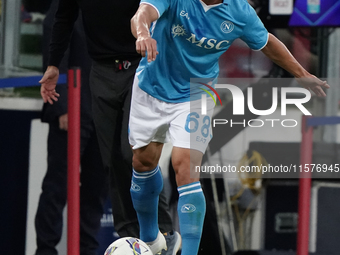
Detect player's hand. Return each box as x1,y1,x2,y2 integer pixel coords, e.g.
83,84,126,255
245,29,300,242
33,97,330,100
40,66,60,104
136,35,159,62
296,75,330,97
59,113,68,131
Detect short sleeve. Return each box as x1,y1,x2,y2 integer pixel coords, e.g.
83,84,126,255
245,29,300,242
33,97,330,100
141,0,171,18
240,4,269,51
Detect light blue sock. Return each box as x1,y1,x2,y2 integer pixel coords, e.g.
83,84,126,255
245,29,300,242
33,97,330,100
130,165,163,242
177,182,206,255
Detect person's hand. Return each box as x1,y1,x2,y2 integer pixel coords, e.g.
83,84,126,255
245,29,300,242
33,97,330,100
136,35,158,62
59,113,68,131
296,75,330,97
40,66,60,104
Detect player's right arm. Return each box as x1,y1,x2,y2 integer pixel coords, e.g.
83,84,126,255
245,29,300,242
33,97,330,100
131,4,159,62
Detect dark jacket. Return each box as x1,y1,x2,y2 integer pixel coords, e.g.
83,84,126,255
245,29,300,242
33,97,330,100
41,0,92,125
48,0,141,67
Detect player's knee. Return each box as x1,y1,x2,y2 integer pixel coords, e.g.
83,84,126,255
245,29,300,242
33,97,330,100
172,158,192,186
132,154,157,171
172,156,189,172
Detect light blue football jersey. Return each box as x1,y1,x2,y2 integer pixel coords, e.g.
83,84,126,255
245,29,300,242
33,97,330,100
137,0,268,103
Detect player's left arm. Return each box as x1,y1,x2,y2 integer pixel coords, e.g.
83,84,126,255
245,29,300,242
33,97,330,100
261,33,330,97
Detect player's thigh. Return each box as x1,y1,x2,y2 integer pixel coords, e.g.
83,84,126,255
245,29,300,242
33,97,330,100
168,100,214,154
129,78,168,150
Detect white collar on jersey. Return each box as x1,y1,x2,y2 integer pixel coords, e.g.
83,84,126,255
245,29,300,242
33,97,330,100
199,0,229,12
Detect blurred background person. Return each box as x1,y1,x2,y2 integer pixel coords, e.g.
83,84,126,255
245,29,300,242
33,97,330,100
38,0,180,254
34,1,108,254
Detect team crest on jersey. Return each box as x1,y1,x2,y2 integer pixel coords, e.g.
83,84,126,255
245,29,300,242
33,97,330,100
172,24,186,37
220,21,234,33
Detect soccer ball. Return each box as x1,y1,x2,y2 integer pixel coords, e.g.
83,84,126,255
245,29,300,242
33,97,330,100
104,237,153,255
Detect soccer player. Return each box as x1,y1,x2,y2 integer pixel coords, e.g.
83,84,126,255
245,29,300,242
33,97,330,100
128,0,329,254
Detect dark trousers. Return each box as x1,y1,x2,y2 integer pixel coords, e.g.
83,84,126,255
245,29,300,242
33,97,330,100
89,60,173,237
35,122,108,255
